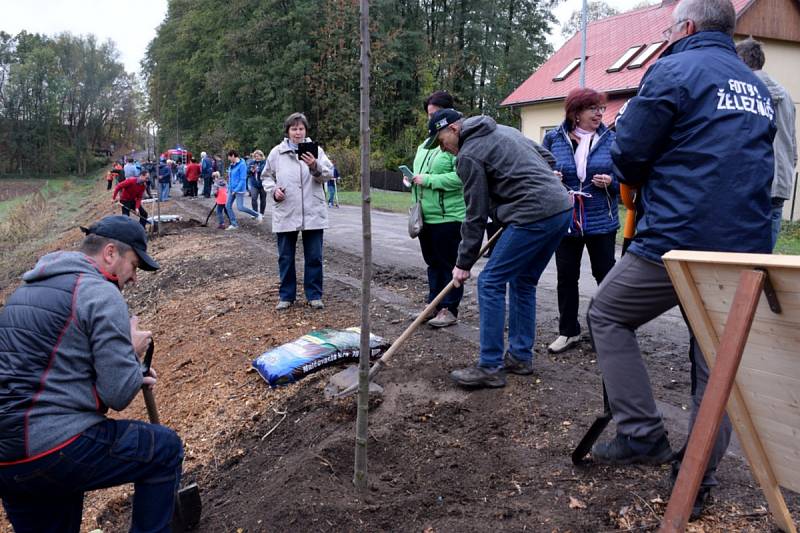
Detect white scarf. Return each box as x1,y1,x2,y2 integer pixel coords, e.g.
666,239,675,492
573,127,596,183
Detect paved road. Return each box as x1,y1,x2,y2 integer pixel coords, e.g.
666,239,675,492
325,204,686,333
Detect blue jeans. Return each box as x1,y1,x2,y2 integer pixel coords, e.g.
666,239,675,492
0,419,183,533
771,202,783,250
216,204,228,226
158,182,170,202
477,211,570,368
276,229,324,302
226,191,260,227
327,180,336,206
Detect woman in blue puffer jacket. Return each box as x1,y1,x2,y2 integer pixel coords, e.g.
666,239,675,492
542,87,619,354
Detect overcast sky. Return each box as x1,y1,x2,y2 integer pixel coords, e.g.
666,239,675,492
0,0,168,73
0,0,653,74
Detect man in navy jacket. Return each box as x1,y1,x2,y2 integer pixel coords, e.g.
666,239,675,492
586,0,775,518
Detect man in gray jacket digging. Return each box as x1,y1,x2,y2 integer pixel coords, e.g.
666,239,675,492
424,109,571,388
0,215,183,533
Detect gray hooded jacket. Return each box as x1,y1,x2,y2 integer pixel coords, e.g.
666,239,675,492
0,251,143,462
755,70,798,201
454,116,571,269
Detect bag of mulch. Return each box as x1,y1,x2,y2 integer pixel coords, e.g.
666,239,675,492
252,327,389,388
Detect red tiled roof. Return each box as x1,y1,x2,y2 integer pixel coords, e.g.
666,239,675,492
502,0,754,107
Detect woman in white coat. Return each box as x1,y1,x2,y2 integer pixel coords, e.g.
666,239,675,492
261,112,334,310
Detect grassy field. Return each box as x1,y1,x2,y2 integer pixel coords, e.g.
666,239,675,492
335,189,411,213
0,175,101,295
775,220,800,255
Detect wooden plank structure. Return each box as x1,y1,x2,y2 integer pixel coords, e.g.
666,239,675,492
660,251,800,533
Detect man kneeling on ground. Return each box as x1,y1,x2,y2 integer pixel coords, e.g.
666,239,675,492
0,215,183,532
424,109,571,389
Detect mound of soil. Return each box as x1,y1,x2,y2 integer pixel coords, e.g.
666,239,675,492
1,192,798,532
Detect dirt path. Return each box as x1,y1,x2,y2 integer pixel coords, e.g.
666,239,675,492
1,190,798,532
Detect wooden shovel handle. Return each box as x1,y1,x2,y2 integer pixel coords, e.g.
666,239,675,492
366,227,504,381
142,387,161,425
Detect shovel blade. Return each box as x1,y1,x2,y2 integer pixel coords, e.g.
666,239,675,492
172,482,202,531
324,365,383,400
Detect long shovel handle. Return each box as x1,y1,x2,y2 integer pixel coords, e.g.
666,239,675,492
336,227,505,397
114,201,151,225
141,339,160,425
142,387,161,425
203,204,216,226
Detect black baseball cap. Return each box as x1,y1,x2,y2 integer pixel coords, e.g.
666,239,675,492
423,108,463,149
81,215,160,271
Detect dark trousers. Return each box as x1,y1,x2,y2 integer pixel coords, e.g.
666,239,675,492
215,204,230,226
121,200,148,228
106,180,112,190
250,185,267,214
555,232,616,337
0,419,183,533
276,229,324,302
202,175,212,198
587,252,731,486
418,221,463,315
188,181,198,197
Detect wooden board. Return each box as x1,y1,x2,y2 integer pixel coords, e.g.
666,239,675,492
662,251,800,533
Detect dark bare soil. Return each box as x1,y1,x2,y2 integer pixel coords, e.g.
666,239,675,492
1,191,798,532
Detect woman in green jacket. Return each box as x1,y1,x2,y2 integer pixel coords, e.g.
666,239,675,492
411,91,466,328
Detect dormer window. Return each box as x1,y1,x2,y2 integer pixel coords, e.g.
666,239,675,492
607,45,646,72
627,41,667,69
553,58,582,81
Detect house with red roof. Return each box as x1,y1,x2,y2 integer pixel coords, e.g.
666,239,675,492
502,0,800,219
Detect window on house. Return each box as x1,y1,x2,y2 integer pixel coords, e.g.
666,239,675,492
627,41,667,69
541,126,558,141
553,58,582,81
607,44,646,72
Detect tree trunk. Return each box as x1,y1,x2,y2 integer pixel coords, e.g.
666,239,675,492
353,0,372,495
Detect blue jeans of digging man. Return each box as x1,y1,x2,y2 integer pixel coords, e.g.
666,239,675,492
477,210,571,369
226,191,260,227
158,181,170,202
0,418,184,533
276,229,324,302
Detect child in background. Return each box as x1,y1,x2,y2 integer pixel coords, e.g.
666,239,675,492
211,172,229,229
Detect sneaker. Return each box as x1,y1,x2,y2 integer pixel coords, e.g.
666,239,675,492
591,433,674,465
450,365,506,389
225,225,239,231
256,214,264,223
548,335,581,353
217,223,224,229
428,309,457,328
275,300,293,310
503,353,534,375
309,299,324,310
